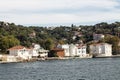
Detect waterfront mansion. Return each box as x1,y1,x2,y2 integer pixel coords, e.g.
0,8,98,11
56,44,87,57
8,44,49,60
90,43,112,57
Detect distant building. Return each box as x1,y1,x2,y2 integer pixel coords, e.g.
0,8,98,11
29,31,36,38
49,48,65,57
29,44,40,58
76,44,87,57
8,45,31,60
58,44,87,57
90,43,112,56
93,34,104,41
39,48,49,58
59,44,70,56
47,27,56,30
30,44,49,58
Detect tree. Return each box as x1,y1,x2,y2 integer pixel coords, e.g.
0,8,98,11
0,35,20,53
44,38,54,50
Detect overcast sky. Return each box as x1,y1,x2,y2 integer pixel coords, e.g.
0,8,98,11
0,0,120,26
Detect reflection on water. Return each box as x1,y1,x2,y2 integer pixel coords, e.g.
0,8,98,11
0,58,120,80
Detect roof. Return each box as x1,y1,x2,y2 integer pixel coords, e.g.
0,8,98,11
8,45,29,50
90,43,112,46
77,45,86,48
51,48,64,51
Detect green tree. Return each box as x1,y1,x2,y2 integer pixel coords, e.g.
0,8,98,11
44,38,54,50
0,35,20,53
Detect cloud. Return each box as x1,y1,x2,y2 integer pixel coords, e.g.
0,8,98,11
0,0,118,12
0,0,120,26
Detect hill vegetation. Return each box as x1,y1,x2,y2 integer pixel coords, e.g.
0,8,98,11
0,21,120,54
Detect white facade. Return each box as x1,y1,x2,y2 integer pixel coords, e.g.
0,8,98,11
30,44,49,58
69,44,77,56
60,44,70,56
8,44,49,60
77,45,87,57
29,49,39,57
29,44,40,57
60,44,87,57
8,46,32,60
39,49,49,57
90,43,112,56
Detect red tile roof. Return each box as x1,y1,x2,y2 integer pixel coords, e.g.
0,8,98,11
8,45,29,50
51,48,64,51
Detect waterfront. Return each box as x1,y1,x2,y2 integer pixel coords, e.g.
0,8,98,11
0,58,120,80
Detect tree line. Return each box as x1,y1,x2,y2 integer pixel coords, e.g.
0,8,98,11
0,21,119,54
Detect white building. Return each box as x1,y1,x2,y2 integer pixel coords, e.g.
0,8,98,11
29,44,40,58
69,44,78,56
39,49,49,58
76,44,87,57
90,43,112,56
8,46,32,60
59,44,87,57
30,44,49,58
59,44,70,56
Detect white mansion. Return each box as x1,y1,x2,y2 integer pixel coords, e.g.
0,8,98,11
90,43,112,57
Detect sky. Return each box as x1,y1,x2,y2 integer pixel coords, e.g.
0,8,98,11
0,0,120,26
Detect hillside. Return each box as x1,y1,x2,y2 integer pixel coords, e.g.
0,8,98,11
0,21,120,54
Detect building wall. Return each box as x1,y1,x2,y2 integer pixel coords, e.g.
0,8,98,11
18,49,31,59
56,51,65,57
90,43,112,56
39,53,48,57
29,49,39,57
69,44,77,56
61,44,70,56
9,48,31,59
60,44,87,57
77,46,86,57
9,50,18,56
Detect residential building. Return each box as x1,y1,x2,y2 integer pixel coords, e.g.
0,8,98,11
49,48,65,57
39,48,49,58
90,43,112,56
29,44,40,58
59,44,87,57
76,44,87,57
30,44,49,58
69,44,77,56
58,44,70,56
8,45,31,60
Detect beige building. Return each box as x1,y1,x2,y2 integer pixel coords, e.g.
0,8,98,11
90,43,112,56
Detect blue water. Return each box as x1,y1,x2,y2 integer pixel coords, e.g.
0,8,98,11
0,58,120,80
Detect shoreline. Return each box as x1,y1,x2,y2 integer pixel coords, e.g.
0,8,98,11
0,56,92,64
1,55,120,64
93,55,120,58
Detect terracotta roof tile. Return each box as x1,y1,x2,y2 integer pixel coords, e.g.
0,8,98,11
8,45,29,50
